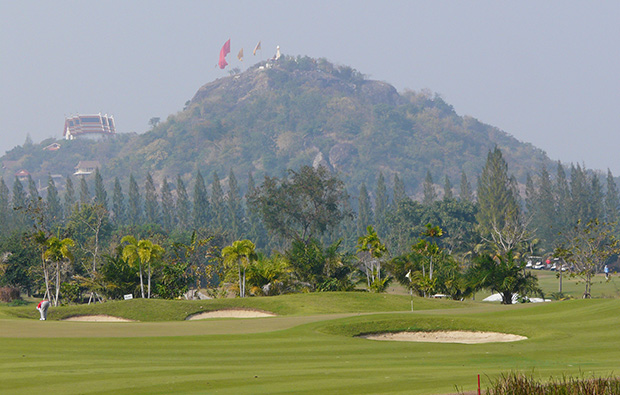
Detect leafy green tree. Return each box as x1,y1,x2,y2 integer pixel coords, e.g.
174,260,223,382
46,175,62,223
249,166,348,246
93,168,107,210
128,174,142,225
160,177,175,231
176,175,191,229
193,170,211,228
0,232,37,296
476,147,520,236
245,253,291,296
221,239,257,298
121,236,165,299
98,250,140,300
357,183,373,237
156,261,192,299
422,170,437,205
112,177,126,225
467,251,542,304
555,219,620,298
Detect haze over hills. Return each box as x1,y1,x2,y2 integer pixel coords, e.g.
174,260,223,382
1,56,554,197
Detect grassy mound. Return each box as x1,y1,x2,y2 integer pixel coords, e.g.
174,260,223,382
1,292,467,321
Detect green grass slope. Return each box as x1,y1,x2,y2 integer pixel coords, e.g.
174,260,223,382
1,295,619,394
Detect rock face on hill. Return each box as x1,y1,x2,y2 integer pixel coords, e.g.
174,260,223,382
123,55,549,195
1,55,552,197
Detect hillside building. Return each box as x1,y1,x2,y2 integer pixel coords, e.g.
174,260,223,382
63,114,116,140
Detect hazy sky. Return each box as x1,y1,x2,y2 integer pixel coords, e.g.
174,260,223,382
2,1,620,173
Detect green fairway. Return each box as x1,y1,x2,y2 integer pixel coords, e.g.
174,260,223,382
1,294,620,394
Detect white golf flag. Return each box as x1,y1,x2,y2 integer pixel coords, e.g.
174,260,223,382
405,270,412,282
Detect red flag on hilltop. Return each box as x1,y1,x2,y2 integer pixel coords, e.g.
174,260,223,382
218,39,231,69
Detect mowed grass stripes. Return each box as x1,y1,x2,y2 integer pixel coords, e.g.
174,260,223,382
1,295,619,394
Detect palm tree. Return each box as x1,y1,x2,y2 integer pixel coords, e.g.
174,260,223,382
44,236,74,306
357,225,387,290
222,240,257,298
121,236,165,298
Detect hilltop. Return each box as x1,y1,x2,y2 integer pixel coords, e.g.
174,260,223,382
1,56,552,196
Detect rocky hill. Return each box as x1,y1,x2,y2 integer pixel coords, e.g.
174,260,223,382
1,56,552,197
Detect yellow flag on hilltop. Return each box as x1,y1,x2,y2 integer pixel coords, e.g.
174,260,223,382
253,41,261,55
237,48,244,61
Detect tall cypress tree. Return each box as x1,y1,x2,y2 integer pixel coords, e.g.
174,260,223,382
161,177,175,230
11,177,27,229
128,174,142,225
93,168,108,210
374,172,388,237
227,169,245,239
476,147,519,235
357,183,373,236
176,175,190,229
459,170,473,202
46,175,62,223
245,172,267,248
555,162,571,233
443,175,454,201
422,170,437,205
524,173,537,216
193,170,210,228
569,164,589,223
112,177,125,225
79,176,90,207
64,176,75,217
536,166,556,247
210,171,225,231
27,174,39,206
393,174,406,206
0,177,10,229
589,173,604,221
605,169,620,225
144,172,160,225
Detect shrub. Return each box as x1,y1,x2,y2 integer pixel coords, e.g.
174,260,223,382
0,287,21,302
487,372,620,395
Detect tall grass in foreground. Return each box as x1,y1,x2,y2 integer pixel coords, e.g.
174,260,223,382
486,372,620,395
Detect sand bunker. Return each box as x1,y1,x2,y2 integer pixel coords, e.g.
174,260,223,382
187,309,276,320
63,315,134,322
360,331,527,344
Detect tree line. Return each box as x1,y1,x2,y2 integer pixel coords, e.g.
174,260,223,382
1,147,618,304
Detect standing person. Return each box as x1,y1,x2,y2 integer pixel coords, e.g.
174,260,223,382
36,300,50,320
604,265,610,280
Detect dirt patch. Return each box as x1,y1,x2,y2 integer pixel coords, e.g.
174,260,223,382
186,309,276,320
63,315,135,322
360,331,527,344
